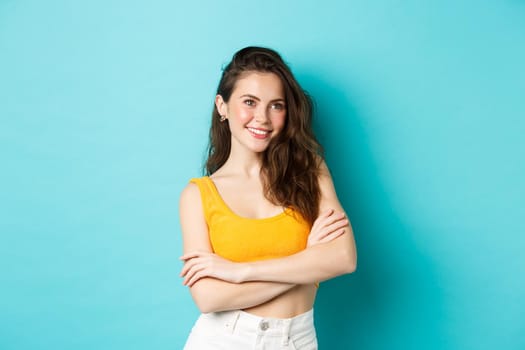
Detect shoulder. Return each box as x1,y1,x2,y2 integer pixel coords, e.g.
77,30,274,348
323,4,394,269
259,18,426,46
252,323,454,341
179,179,209,229
179,180,212,250
180,181,199,199
179,178,205,208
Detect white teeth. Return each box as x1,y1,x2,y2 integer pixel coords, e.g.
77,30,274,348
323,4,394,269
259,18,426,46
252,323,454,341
248,127,269,135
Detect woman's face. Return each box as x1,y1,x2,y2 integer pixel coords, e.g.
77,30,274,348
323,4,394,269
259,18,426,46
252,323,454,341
216,71,287,154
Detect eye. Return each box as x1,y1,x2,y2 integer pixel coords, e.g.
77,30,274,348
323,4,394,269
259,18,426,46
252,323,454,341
271,102,285,110
244,99,256,107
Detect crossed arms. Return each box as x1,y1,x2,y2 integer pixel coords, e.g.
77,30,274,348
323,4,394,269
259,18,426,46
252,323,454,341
179,164,357,313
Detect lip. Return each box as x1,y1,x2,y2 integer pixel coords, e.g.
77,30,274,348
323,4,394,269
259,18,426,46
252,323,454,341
247,127,272,139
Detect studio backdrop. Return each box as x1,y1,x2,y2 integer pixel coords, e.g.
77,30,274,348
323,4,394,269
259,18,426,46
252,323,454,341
1,1,524,349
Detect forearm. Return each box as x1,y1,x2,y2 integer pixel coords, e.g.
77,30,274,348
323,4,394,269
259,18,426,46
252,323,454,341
189,277,295,313
244,233,356,284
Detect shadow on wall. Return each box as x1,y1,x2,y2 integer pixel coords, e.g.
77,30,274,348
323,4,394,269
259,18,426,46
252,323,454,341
299,73,447,350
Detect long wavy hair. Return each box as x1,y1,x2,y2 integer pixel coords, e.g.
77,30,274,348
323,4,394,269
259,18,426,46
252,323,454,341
205,46,324,225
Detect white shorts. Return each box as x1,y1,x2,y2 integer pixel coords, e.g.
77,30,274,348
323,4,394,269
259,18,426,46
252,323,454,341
183,309,318,349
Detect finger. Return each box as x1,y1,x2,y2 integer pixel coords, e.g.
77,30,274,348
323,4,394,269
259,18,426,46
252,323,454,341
186,263,212,287
319,229,346,243
180,257,205,277
322,208,335,217
187,269,207,287
317,209,335,222
309,216,342,242
321,211,346,226
327,217,349,231
181,261,193,280
180,257,197,276
180,251,206,261
183,263,205,286
312,209,335,227
316,219,349,240
322,214,348,230
313,212,345,232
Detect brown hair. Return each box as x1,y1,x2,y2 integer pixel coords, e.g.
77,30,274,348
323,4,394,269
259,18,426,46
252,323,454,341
205,46,324,225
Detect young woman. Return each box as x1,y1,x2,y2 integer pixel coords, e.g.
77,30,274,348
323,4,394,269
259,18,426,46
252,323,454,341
179,47,357,349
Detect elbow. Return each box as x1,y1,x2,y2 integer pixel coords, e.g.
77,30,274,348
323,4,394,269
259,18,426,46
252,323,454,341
192,293,212,313
345,258,357,274
190,285,222,313
193,296,222,314
193,295,226,314
195,301,217,314
339,247,357,275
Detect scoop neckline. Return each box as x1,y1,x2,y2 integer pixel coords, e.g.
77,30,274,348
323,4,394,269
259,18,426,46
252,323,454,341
203,176,291,222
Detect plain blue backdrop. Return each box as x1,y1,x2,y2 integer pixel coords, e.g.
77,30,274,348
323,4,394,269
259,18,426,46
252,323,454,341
1,1,524,349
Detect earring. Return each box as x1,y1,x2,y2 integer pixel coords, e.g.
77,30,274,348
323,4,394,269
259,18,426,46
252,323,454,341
219,115,227,122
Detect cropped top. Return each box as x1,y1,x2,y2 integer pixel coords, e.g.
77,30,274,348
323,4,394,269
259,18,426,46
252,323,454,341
189,176,311,263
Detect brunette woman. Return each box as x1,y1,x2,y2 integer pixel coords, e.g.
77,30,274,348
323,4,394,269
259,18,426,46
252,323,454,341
179,46,357,349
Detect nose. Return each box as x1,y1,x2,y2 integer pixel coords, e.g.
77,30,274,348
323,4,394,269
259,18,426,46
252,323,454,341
254,107,269,123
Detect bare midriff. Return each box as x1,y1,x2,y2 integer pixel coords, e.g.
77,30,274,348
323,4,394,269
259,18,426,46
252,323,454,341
243,284,317,318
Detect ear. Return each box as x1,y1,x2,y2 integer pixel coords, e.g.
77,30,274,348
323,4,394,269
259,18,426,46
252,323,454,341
215,95,227,118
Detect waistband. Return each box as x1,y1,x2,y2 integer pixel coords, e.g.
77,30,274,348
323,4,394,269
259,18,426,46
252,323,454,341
201,308,314,337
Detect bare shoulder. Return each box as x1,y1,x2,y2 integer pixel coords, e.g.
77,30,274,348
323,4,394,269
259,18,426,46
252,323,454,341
179,181,201,207
179,181,211,252
179,181,206,223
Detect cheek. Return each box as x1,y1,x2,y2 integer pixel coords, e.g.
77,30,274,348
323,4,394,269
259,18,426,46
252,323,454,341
272,112,287,131
231,105,253,124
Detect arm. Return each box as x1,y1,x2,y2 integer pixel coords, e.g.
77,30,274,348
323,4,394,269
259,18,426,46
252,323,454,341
179,183,296,313
181,162,357,286
242,161,357,283
187,279,294,313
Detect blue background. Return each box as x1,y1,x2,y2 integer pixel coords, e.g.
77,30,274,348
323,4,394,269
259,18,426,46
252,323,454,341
1,1,524,349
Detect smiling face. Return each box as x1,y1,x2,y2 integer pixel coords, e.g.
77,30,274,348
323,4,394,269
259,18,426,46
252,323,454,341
215,71,287,154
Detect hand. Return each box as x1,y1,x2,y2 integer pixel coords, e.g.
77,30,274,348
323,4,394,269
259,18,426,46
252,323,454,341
307,209,349,247
179,251,246,287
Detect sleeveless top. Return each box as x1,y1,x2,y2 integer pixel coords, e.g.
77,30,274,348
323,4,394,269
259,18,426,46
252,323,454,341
189,177,311,262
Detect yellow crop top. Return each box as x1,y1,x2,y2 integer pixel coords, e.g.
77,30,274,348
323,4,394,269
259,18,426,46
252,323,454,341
190,176,311,263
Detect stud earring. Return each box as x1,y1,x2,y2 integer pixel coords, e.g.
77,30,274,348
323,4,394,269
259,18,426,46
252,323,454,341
219,115,227,122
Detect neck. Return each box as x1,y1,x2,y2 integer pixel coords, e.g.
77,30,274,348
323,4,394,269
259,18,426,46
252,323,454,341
222,146,264,179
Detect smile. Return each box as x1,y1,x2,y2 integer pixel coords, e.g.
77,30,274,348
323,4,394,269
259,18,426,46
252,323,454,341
247,127,271,138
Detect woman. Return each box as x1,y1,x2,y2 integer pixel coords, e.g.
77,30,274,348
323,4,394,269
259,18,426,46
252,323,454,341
179,46,357,349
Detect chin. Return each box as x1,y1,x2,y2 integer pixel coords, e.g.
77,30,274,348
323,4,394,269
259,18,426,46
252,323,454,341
251,145,270,153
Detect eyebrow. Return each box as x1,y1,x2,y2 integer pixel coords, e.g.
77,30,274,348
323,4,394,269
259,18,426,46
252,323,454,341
239,94,285,103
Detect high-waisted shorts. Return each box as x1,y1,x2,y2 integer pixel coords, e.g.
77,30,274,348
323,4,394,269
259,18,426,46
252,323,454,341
183,309,317,349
